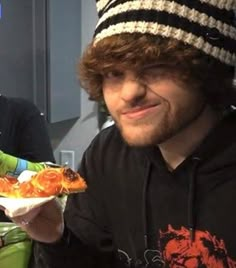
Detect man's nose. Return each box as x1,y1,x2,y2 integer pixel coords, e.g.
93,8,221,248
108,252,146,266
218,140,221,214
120,74,146,102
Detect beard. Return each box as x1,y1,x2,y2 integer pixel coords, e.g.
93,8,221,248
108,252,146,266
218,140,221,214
113,100,207,147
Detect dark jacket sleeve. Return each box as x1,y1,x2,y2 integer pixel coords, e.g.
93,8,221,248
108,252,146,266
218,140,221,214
12,98,55,162
32,135,116,268
0,97,55,163
33,227,115,268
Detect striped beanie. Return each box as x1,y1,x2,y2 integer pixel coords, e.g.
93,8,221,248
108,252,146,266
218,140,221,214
94,0,236,66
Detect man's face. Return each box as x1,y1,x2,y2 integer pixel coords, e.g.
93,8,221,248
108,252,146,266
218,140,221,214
102,66,205,146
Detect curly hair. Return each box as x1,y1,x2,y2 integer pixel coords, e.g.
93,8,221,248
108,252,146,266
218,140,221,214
78,33,235,110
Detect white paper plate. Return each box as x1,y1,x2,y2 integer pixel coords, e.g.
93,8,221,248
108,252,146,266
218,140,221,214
0,196,55,217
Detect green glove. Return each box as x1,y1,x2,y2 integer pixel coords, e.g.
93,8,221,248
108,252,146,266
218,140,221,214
0,151,46,177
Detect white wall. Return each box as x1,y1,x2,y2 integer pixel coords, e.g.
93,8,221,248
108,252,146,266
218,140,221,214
49,0,99,169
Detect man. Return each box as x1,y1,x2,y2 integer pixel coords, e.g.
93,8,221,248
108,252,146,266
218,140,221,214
8,0,236,267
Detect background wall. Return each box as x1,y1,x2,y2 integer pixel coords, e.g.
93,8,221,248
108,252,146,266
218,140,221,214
48,0,98,169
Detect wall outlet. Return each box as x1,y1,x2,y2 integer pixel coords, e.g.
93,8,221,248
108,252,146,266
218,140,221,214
60,150,75,170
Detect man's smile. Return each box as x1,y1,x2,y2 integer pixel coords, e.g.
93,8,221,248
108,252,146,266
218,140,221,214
121,104,161,120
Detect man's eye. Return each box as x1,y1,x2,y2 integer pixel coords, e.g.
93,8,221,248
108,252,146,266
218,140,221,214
141,67,169,83
104,70,124,79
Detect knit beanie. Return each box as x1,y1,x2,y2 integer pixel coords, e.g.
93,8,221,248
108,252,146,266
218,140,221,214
94,0,236,66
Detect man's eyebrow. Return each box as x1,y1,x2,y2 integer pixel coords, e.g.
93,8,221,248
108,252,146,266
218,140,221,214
139,63,174,71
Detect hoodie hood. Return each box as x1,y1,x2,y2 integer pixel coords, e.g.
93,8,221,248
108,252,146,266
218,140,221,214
144,108,236,192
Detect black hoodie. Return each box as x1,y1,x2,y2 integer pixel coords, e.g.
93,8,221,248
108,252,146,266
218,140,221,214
36,109,236,268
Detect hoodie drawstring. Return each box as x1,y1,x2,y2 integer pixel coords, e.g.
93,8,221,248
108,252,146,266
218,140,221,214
188,157,201,242
142,161,152,249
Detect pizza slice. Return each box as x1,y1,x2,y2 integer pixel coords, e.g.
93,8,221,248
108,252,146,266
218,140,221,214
0,167,87,198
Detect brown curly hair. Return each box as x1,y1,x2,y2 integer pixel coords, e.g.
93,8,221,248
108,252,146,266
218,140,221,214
78,33,235,110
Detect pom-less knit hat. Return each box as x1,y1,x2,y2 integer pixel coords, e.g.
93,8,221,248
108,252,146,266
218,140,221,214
94,0,236,66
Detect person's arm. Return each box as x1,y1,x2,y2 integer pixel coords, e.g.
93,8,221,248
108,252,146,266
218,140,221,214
0,97,55,163
14,202,114,268
14,99,55,163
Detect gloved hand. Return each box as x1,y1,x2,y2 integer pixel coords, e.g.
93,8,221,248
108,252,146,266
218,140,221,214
0,151,46,177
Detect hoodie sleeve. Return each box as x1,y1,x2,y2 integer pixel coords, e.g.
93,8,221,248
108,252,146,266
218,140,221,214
31,132,115,268
1,97,55,163
32,227,114,268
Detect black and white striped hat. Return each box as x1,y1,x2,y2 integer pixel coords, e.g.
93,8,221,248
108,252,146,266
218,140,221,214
94,0,236,66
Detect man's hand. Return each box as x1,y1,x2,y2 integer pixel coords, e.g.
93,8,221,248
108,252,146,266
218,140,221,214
7,198,64,243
